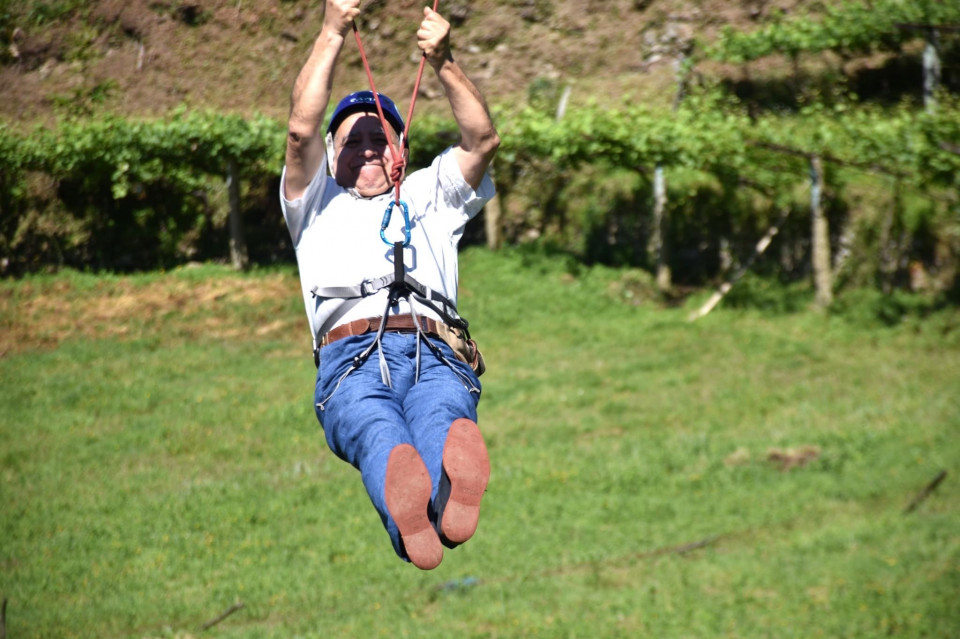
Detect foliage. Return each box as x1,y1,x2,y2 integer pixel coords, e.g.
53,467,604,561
708,0,960,63
493,93,960,191
0,0,89,63
720,272,815,314
1,95,958,289
554,163,648,266
0,110,286,272
492,94,958,285
0,0,88,29
829,285,956,327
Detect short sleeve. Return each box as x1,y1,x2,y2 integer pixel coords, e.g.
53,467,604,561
435,148,496,221
279,156,330,248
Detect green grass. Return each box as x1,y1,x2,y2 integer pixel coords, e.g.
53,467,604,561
1,249,959,638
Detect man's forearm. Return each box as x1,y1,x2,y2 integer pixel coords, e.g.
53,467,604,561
285,27,346,199
435,59,498,152
289,28,345,138
434,59,500,188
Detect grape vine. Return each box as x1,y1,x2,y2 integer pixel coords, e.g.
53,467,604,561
1,97,957,276
708,0,960,63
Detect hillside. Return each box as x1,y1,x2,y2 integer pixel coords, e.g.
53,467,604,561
0,0,805,127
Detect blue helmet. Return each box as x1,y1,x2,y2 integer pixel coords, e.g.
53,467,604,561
326,91,405,137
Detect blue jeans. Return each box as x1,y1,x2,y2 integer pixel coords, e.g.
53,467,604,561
314,331,481,560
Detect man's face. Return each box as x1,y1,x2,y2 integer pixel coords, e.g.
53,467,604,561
331,111,399,197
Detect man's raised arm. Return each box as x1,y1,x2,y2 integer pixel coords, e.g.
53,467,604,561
418,7,500,190
284,0,361,201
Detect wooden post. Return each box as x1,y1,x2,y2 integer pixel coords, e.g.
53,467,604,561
652,165,671,292
923,27,941,113
226,159,249,271
649,49,689,295
484,167,502,251
810,155,833,308
555,84,572,121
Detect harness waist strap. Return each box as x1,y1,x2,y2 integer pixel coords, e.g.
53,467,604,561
321,315,442,348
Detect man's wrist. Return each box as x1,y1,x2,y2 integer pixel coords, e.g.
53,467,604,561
430,52,456,74
319,24,349,46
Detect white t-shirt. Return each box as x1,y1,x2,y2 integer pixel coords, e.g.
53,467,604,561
280,147,495,342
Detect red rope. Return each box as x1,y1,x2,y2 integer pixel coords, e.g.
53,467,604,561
351,0,440,205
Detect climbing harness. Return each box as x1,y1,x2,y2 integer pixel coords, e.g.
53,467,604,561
313,242,481,411
313,249,466,336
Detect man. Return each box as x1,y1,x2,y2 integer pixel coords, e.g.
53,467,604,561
279,0,500,570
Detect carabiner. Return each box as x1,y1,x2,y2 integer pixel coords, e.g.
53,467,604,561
380,199,411,247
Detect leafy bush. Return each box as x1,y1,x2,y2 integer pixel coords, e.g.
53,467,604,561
0,111,286,272
720,272,813,313
1,96,958,295
830,286,952,327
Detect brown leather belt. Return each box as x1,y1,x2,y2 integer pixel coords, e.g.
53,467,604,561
320,315,443,347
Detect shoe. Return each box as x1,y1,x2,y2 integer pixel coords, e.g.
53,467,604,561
385,444,443,570
435,418,490,545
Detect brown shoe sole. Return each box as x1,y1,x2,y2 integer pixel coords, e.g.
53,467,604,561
439,418,491,544
385,444,443,570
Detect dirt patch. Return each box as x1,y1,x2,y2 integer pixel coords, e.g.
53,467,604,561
723,444,823,471
766,445,822,471
0,0,807,127
0,271,302,356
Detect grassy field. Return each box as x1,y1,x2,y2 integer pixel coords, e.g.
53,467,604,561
1,248,958,638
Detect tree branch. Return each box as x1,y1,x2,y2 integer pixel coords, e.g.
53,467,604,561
895,23,960,33
689,208,790,320
748,140,908,177
904,470,948,514
200,601,244,631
